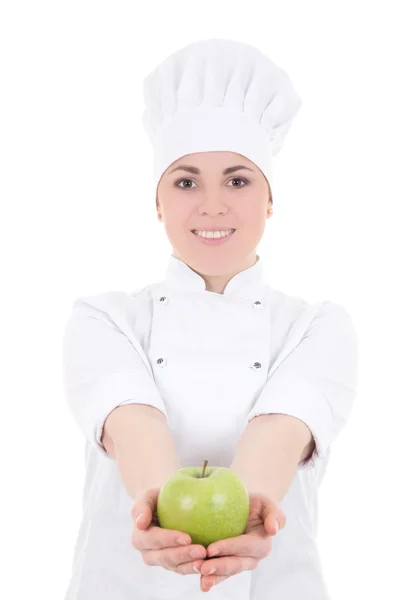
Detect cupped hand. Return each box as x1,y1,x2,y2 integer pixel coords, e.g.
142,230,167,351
131,487,207,575
199,492,286,593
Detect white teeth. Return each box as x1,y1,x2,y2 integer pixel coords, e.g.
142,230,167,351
193,229,234,239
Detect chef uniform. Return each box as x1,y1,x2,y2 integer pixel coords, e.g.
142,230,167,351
61,39,360,600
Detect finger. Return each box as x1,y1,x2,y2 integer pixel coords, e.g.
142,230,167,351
262,504,287,536
256,494,286,536
131,488,159,530
131,489,192,551
176,559,206,576
141,544,207,571
201,556,258,577
201,574,229,592
207,533,271,560
132,523,192,552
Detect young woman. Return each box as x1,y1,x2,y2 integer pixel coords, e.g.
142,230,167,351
62,39,359,600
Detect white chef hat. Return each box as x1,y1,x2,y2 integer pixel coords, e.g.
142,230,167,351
141,38,302,200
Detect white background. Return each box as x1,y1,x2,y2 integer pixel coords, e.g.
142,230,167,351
1,1,399,598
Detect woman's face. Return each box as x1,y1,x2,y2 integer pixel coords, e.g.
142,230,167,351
156,151,272,291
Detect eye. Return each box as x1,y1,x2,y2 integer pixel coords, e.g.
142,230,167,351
227,177,248,187
175,177,248,189
176,179,197,189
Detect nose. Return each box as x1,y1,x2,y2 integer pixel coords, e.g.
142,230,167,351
197,195,228,216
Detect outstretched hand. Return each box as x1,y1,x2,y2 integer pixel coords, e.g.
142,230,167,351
198,492,286,593
131,488,207,575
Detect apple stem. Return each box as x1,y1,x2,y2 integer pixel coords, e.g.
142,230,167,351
201,460,208,478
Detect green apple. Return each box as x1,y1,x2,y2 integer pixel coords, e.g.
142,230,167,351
156,460,250,547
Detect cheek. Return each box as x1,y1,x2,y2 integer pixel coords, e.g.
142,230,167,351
241,205,267,234
162,200,187,224
162,205,192,238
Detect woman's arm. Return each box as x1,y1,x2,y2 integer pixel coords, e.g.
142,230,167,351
102,404,181,500
230,413,314,503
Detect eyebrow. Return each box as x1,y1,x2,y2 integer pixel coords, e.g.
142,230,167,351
167,164,255,176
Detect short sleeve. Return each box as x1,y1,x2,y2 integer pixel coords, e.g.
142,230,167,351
247,301,360,470
62,300,169,460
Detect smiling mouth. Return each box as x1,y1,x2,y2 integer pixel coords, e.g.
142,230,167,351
191,229,236,239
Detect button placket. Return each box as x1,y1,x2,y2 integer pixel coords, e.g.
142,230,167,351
251,298,263,369
155,294,169,368
155,293,266,373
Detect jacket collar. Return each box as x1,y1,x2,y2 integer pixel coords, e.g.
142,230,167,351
165,253,268,299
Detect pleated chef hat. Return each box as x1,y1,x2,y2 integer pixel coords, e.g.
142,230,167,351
142,38,303,199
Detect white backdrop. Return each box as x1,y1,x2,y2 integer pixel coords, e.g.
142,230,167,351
1,1,399,598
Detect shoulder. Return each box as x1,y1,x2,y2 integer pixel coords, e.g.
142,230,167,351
65,283,155,332
266,284,358,364
267,283,356,329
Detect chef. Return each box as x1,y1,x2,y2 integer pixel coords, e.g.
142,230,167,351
62,39,359,599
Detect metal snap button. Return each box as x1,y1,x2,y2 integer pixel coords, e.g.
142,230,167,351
251,361,262,370
159,296,169,305
252,300,262,308
156,357,167,367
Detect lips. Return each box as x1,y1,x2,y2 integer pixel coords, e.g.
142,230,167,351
191,229,236,232
192,229,235,238
191,229,236,244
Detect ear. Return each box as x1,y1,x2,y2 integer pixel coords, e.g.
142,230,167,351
156,197,163,222
266,192,273,218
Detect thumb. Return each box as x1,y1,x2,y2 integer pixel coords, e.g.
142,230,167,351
262,501,286,536
131,487,159,530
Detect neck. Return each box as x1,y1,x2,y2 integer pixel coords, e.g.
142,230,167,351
173,251,259,294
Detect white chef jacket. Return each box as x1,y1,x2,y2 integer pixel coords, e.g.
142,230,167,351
61,253,359,600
